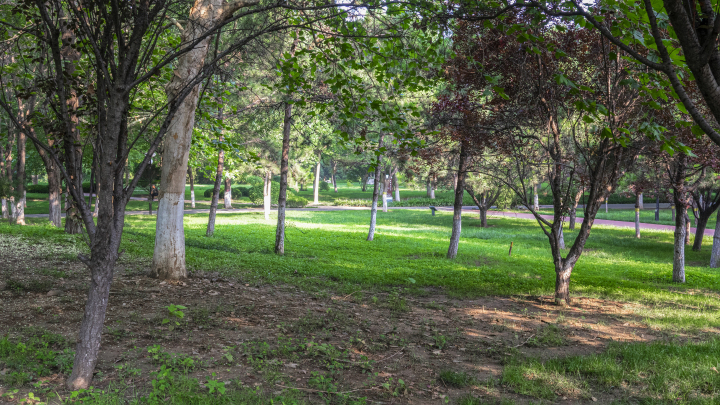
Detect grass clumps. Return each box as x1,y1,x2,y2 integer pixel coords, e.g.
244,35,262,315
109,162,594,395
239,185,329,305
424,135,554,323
526,324,566,347
439,370,476,387
0,330,73,387
503,338,720,403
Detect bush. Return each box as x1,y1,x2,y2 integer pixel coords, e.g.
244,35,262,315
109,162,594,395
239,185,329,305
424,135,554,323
247,182,280,205
286,195,308,208
203,188,226,198
82,182,97,193
26,184,49,193
234,185,251,197
319,181,330,191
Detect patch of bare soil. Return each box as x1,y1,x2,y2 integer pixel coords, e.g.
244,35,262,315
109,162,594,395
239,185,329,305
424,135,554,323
0,234,680,404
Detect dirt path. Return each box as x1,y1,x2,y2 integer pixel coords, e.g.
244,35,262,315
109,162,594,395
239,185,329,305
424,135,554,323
0,233,674,404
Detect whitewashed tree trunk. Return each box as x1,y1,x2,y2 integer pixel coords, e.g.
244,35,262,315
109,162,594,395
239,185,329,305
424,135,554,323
382,190,388,212
533,183,539,211
430,175,435,199
605,198,608,213
393,171,400,202
367,135,383,241
1,198,7,219
635,208,640,238
189,169,195,208
223,176,232,208
264,171,271,220
638,193,644,209
710,209,720,268
152,0,258,279
313,156,320,204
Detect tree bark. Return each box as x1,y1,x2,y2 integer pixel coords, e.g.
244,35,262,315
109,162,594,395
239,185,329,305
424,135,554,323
361,173,368,192
47,167,61,227
426,176,431,197
447,141,469,259
711,209,720,268
655,194,660,221
275,103,292,254
223,175,232,208
367,135,383,241
638,192,644,209
206,147,224,237
533,183,539,211
554,262,573,304
313,155,321,204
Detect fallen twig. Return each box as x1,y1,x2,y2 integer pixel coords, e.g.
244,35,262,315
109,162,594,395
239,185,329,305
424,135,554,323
513,334,535,348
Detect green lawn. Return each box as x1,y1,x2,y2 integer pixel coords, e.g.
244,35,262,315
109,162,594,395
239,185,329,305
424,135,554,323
7,209,720,332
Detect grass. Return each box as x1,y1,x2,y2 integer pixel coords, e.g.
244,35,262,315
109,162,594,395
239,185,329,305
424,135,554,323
503,338,720,403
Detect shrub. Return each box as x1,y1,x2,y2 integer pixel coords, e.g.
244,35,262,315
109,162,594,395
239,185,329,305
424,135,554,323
319,181,330,191
234,185,251,197
286,195,308,208
203,188,226,198
26,184,49,193
247,182,279,205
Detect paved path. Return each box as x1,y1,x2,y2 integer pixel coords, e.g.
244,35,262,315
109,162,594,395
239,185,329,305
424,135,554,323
25,205,707,235
486,211,713,236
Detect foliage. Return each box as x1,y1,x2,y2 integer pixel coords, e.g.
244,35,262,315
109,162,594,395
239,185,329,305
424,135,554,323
286,195,308,208
319,181,330,191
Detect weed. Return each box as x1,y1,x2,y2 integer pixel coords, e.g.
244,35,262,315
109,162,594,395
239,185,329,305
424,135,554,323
39,269,67,278
162,304,187,331
438,370,475,387
147,345,198,372
433,333,448,350
526,324,565,347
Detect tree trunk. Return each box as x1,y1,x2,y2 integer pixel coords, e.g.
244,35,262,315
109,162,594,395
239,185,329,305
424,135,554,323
692,212,711,251
93,185,100,217
638,193,644,209
685,211,691,245
263,170,271,220
635,193,641,238
331,160,338,193
64,186,82,234
533,183,539,211
14,125,26,225
447,142,468,259
430,174,436,199
671,204,676,221
189,168,195,209
48,167,61,227
710,209,720,268
1,199,6,219
426,176,431,197
367,135,383,241
224,175,232,208
206,148,224,237
558,227,565,249
275,103,292,255
569,208,576,230
480,208,487,227
393,171,400,202
152,0,243,280
361,173,368,192
554,261,573,305
655,194,660,221
313,156,320,204
673,204,687,283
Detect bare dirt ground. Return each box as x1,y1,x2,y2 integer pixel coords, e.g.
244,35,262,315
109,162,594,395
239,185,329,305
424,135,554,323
0,233,688,404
